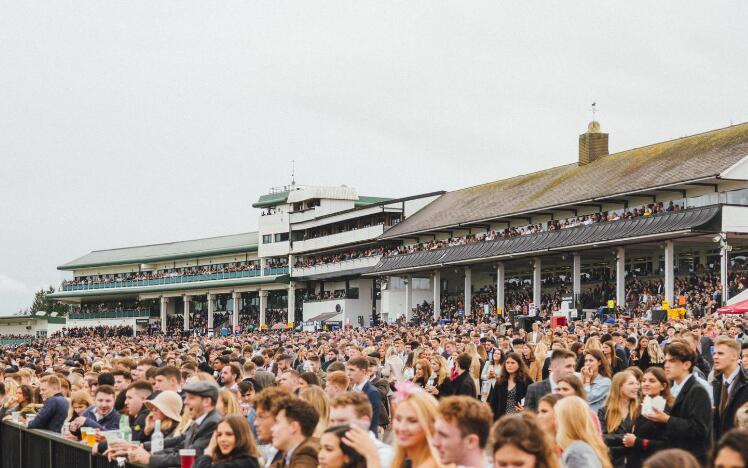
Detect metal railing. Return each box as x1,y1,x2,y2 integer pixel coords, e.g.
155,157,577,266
61,268,274,292
68,310,159,320
0,421,145,468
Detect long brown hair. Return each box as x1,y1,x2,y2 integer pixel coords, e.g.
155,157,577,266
643,367,674,407
584,349,612,378
212,415,259,461
497,352,532,386
490,413,559,468
604,370,640,433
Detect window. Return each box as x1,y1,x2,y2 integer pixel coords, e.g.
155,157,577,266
274,232,289,242
262,235,272,244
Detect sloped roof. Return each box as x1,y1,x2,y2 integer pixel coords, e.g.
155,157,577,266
369,205,721,275
253,190,391,209
381,122,748,239
58,232,259,270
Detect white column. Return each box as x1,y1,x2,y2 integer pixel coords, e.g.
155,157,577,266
664,240,674,305
183,295,191,331
160,297,168,334
616,247,626,307
720,234,729,305
699,250,708,269
496,263,505,316
432,271,441,320
232,291,240,331
259,290,268,325
287,283,295,325
207,294,214,331
573,254,582,299
464,267,472,318
404,276,412,321
260,258,267,275
532,258,542,308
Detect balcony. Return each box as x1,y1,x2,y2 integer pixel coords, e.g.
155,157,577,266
292,225,385,254
62,269,264,292
68,310,159,320
264,266,289,276
292,255,381,279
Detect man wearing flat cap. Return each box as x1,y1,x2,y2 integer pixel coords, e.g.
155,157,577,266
125,381,222,468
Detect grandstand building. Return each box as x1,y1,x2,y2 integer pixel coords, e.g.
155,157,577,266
49,185,439,333
49,120,748,331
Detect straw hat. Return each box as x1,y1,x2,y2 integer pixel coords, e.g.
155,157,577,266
144,391,183,422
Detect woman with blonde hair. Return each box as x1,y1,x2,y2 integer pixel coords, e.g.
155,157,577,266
391,383,443,468
425,356,451,399
217,389,242,417
383,346,405,383
299,385,329,438
599,370,640,468
464,343,483,389
555,396,612,468
646,341,665,367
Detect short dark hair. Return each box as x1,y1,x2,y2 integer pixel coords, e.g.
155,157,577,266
550,348,576,362
437,396,493,448
127,380,153,394
713,429,748,468
95,384,116,397
278,397,319,438
456,353,472,372
664,342,696,370
237,380,255,395
156,365,182,384
347,357,369,371
97,372,115,386
111,370,132,381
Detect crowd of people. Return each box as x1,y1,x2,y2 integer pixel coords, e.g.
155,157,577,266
63,261,262,290
294,247,385,269
1,310,748,468
385,202,684,257
265,258,289,269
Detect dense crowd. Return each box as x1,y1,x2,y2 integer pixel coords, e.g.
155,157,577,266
63,262,261,289
294,247,385,269
385,202,684,257
2,307,748,468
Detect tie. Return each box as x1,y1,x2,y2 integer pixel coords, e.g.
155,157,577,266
720,380,729,417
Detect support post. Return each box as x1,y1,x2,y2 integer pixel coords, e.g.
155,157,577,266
616,247,626,308
664,241,674,305
496,263,505,316
464,267,472,319
259,290,268,326
183,295,191,332
433,271,441,321
404,276,412,322
232,291,240,332
207,294,214,332
573,254,582,300
287,283,295,325
721,234,730,305
160,297,168,334
532,258,542,309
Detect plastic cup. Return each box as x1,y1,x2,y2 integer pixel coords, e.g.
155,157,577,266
82,427,97,446
11,411,20,423
179,449,196,468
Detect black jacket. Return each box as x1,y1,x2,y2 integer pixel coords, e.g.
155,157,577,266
524,379,552,411
712,366,748,440
450,370,477,398
488,379,529,420
664,375,713,464
598,407,633,468
146,409,222,468
626,414,668,468
194,453,260,468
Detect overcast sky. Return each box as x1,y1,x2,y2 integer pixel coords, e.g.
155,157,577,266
1,2,747,314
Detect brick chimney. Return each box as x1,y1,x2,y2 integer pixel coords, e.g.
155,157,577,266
579,121,609,165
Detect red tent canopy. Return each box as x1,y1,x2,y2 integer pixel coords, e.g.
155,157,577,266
717,298,748,315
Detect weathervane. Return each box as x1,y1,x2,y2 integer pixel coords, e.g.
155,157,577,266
290,159,296,187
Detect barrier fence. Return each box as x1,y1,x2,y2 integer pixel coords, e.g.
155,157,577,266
0,421,145,468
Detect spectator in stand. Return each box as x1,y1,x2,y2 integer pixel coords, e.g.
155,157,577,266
29,375,69,432
599,370,640,468
488,352,531,420
642,449,700,468
623,367,672,468
391,385,441,468
525,349,576,411
329,392,394,468
710,429,748,468
490,412,560,468
345,357,381,433
555,396,612,468
70,385,120,436
432,396,493,468
270,397,320,468
450,353,477,398
194,415,260,468
712,337,748,439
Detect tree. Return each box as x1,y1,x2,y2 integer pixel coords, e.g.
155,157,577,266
28,286,70,315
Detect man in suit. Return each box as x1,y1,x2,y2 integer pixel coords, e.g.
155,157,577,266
271,397,320,468
29,375,69,432
125,381,222,468
712,337,748,439
450,353,477,398
346,357,381,433
645,342,712,465
525,348,576,411
529,322,543,345
70,385,120,436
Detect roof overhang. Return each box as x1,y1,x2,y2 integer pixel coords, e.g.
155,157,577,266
366,205,722,276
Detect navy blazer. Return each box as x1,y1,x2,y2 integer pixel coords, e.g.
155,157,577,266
28,393,69,433
361,381,382,433
73,406,121,435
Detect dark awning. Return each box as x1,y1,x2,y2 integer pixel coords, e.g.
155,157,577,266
293,266,375,281
368,205,722,275
306,312,342,322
